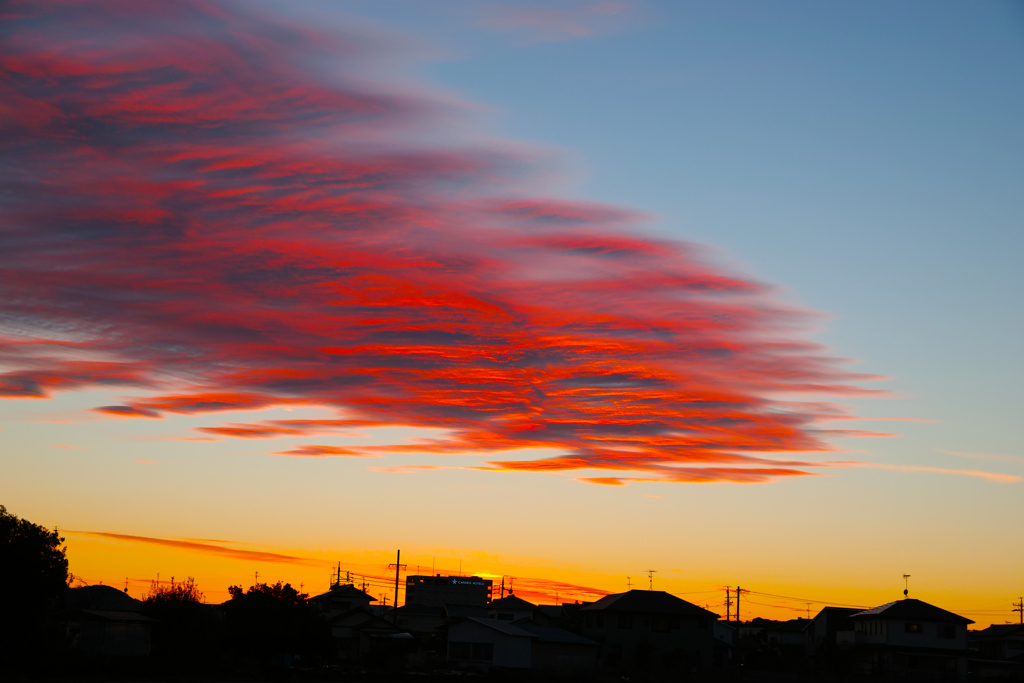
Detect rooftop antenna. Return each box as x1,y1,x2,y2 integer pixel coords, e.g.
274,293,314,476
903,574,911,598
646,569,656,590
1013,597,1023,625
626,576,632,590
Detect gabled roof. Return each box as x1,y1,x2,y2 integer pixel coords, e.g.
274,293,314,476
68,585,143,613
459,617,535,638
851,599,973,624
812,606,862,620
579,590,718,618
514,619,598,646
309,584,375,603
488,594,537,611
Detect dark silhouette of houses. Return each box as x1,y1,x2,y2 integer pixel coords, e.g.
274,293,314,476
64,585,155,658
486,593,538,621
308,583,375,620
805,606,861,672
969,623,1024,679
577,589,718,674
846,598,973,679
328,605,413,662
447,616,598,675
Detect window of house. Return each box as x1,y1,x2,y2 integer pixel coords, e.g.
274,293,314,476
332,600,351,611
596,615,605,628
497,613,514,621
698,618,709,629
669,617,680,629
618,614,633,629
450,642,494,662
652,617,669,633
585,616,593,628
905,623,923,634
938,624,955,639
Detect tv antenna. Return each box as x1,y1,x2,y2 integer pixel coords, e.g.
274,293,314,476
626,576,632,590
903,574,911,598
646,569,656,590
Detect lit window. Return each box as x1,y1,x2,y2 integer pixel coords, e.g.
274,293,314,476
905,623,923,634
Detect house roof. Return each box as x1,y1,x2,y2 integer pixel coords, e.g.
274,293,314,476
972,624,1024,638
488,594,537,611
580,590,718,618
68,585,143,613
812,607,862,620
765,618,811,633
460,617,535,638
851,599,973,624
514,619,598,646
309,584,375,603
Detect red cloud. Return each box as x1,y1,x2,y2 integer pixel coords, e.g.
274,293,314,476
272,445,376,458
0,1,883,485
93,405,163,419
65,530,314,565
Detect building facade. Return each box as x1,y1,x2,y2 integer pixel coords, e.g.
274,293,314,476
405,575,492,607
578,590,719,674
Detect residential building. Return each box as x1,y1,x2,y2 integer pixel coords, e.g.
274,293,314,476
486,593,538,621
63,585,154,658
847,598,973,679
308,583,375,620
447,616,598,675
578,589,719,674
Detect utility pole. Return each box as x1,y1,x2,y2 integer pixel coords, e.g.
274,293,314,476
1013,597,1023,625
736,586,741,627
646,569,656,590
724,587,732,622
500,577,505,599
388,549,407,622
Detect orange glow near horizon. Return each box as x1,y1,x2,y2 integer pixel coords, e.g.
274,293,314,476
61,530,1014,629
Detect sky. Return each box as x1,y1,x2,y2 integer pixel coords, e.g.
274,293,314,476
1,0,1022,626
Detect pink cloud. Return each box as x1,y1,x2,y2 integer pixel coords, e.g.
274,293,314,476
0,0,884,485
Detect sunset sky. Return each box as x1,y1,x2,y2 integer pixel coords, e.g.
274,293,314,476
1,1,1022,626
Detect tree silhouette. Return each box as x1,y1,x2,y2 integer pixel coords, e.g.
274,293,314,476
0,505,70,667
223,581,332,665
143,577,219,670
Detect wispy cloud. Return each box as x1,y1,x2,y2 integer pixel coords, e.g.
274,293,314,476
475,1,635,44
65,530,318,565
835,462,1021,484
941,450,1024,465
0,0,882,485
272,445,378,458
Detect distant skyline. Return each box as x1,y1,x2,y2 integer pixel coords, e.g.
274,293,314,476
1,1,1021,627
